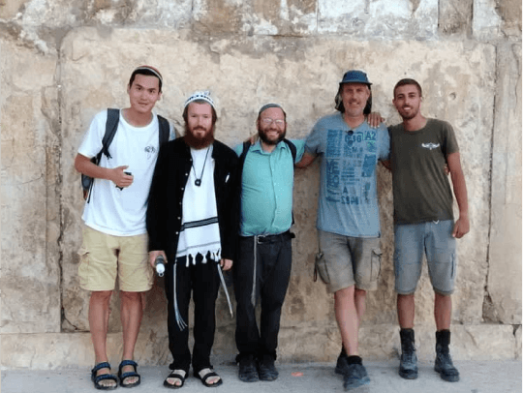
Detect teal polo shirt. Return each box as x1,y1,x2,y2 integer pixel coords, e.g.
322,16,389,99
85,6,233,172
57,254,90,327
234,139,305,236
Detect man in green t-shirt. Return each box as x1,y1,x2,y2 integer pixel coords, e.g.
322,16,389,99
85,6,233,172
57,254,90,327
387,78,469,383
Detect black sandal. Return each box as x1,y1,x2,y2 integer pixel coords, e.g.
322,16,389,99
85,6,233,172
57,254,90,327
163,369,188,389
91,362,118,390
118,360,141,388
195,367,223,387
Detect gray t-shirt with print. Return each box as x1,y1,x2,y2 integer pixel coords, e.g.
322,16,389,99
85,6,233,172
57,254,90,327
389,118,459,224
305,112,390,238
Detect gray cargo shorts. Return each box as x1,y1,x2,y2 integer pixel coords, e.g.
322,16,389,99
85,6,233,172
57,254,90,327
315,230,382,293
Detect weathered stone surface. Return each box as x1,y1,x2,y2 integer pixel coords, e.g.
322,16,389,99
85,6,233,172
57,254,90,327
193,0,244,34
0,0,520,368
242,0,317,36
486,42,522,324
439,0,473,35
495,0,522,36
317,0,438,39
1,324,516,369
58,30,496,338
473,0,503,39
0,39,61,333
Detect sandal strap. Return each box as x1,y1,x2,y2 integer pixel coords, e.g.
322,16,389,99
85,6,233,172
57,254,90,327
119,359,138,369
92,362,112,374
199,369,220,381
120,371,140,379
94,373,118,383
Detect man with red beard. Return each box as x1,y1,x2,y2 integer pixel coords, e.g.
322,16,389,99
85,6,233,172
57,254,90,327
388,79,469,383
146,91,240,388
233,104,305,383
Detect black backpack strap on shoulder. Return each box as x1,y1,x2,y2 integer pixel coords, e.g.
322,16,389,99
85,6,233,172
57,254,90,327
238,141,251,171
84,108,120,203
283,138,297,162
100,108,120,159
157,114,170,145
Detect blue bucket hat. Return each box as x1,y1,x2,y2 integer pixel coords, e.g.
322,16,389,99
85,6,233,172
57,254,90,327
339,70,372,86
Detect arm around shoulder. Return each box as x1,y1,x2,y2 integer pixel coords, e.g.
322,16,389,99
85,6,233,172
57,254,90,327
295,152,316,168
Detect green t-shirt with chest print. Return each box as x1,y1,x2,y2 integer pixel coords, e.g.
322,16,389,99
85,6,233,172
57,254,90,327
389,118,459,224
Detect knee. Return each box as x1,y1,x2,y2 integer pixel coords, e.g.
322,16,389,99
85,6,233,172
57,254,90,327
91,290,113,304
334,286,355,303
354,288,367,298
120,291,145,305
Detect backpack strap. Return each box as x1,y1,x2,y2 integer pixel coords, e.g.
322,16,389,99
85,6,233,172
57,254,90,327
282,138,297,163
157,114,170,145
238,141,251,170
100,108,120,160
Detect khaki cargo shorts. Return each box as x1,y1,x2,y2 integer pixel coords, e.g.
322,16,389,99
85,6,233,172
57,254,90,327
315,230,382,293
78,225,153,292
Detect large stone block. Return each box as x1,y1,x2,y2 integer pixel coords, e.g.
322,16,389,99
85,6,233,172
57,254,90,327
0,38,61,333
486,42,522,324
317,0,438,39
473,0,503,39
242,0,317,36
439,0,473,35
1,324,516,369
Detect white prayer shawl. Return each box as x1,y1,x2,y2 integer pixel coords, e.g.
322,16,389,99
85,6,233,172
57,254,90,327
175,145,222,265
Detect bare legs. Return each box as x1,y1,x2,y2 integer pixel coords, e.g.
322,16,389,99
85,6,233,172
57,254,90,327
397,292,452,330
89,290,146,387
335,286,367,356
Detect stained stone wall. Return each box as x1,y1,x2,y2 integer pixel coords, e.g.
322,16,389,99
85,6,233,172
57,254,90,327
1,0,521,369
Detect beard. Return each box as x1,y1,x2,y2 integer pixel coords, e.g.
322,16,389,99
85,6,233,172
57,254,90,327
399,106,419,121
258,126,286,146
184,124,215,149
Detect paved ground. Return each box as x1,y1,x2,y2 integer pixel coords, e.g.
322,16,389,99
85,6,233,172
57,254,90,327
2,360,521,393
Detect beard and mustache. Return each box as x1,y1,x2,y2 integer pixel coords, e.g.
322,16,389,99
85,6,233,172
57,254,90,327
258,124,286,146
184,124,215,149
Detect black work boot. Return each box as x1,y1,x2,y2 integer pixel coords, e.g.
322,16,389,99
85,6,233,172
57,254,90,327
399,328,418,379
434,330,460,382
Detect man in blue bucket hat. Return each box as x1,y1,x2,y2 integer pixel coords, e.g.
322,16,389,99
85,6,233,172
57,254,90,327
297,70,390,390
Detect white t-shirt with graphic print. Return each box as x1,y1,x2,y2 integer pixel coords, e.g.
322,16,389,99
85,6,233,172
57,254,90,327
78,109,165,236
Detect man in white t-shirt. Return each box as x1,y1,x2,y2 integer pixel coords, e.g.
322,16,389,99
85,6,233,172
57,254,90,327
74,66,169,390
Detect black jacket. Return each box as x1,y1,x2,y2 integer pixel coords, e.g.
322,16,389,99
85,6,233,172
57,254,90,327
146,138,240,260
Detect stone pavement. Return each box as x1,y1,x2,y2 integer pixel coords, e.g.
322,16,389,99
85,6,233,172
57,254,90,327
1,360,521,393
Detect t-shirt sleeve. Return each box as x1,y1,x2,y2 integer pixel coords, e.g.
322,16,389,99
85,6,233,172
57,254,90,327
304,121,322,156
378,124,390,161
289,139,306,163
169,122,177,141
77,111,106,158
442,121,459,156
233,143,244,157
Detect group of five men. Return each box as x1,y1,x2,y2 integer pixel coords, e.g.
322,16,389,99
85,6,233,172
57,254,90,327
75,65,469,391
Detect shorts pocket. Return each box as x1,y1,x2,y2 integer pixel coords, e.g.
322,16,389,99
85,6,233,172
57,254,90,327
370,248,382,282
315,252,330,285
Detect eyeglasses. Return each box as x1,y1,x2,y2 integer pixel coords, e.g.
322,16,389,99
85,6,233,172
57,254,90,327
261,118,285,126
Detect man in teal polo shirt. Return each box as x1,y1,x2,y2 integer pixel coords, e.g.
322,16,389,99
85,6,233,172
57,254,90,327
233,103,305,383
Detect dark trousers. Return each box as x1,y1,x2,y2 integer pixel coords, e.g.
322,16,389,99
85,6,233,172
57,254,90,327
164,256,220,372
233,233,292,360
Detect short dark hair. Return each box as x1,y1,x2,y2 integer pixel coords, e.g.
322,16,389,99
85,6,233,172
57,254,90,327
182,99,218,125
129,68,163,92
257,103,287,121
393,78,422,98
335,85,372,115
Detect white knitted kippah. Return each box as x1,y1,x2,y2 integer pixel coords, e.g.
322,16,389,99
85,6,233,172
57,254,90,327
184,90,215,109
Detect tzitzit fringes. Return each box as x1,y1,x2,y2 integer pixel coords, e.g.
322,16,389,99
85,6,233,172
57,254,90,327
172,261,187,331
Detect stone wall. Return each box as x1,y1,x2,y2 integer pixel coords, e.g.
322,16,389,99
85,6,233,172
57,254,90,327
1,0,521,368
